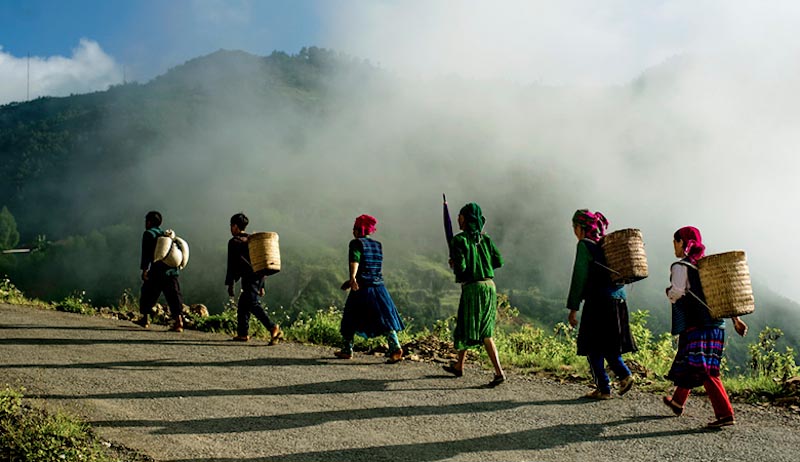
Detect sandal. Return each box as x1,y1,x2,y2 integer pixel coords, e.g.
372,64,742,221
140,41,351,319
333,350,353,359
662,396,684,416
168,316,184,333
442,363,463,377
268,326,284,346
707,415,735,428
386,348,404,364
585,389,612,400
618,375,634,396
486,374,506,388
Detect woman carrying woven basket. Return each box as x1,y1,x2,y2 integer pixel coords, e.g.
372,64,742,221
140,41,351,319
335,214,406,363
441,202,506,388
663,226,748,428
566,209,636,399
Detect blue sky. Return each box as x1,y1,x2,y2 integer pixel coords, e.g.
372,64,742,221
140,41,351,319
0,0,326,81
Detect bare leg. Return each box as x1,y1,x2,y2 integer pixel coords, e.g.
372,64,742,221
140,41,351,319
443,349,468,377
483,337,504,377
455,350,467,370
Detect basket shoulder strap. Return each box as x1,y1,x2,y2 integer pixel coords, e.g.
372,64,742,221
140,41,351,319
673,260,698,271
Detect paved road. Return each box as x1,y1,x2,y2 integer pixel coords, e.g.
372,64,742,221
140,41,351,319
2,303,799,462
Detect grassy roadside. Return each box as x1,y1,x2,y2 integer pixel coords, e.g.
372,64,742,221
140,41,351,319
0,387,152,462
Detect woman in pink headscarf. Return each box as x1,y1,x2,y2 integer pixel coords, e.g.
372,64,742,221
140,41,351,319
566,209,636,399
663,226,748,428
334,214,406,363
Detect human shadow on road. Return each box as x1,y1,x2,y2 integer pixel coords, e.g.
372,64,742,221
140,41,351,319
0,324,132,332
161,415,703,462
91,399,536,434
0,336,233,348
34,377,444,400
2,355,337,371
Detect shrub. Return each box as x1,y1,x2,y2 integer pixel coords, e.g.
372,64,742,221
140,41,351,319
115,288,139,313
0,276,26,304
627,310,676,378
56,291,93,314
496,322,584,373
286,306,343,346
749,327,799,381
0,387,23,415
194,310,238,334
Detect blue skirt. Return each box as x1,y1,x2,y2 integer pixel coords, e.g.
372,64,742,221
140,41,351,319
341,284,405,339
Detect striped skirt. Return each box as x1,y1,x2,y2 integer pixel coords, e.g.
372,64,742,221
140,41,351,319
667,327,725,389
454,280,497,350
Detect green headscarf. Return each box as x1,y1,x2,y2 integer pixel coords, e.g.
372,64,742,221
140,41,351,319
459,202,486,243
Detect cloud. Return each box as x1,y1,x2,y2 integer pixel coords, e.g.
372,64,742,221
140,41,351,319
317,0,800,301
323,0,800,85
0,39,122,105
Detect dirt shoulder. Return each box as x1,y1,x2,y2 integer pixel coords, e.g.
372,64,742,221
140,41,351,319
2,303,799,462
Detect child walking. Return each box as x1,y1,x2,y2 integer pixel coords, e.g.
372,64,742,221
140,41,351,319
225,213,282,344
663,226,747,428
137,210,185,332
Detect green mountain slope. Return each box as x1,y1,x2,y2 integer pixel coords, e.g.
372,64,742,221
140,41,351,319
1,48,797,367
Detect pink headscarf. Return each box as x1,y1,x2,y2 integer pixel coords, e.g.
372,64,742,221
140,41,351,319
353,214,377,237
571,209,609,242
674,226,706,265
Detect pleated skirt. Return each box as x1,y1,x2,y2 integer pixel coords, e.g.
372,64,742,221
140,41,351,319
667,327,725,389
454,280,497,350
341,283,405,339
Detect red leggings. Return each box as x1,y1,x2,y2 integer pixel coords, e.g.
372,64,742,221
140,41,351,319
671,375,733,419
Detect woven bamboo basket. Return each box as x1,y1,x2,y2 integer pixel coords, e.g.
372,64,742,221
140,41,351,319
248,232,281,275
697,251,755,318
601,228,649,284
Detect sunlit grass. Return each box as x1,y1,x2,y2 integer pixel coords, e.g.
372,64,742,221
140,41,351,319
0,387,118,462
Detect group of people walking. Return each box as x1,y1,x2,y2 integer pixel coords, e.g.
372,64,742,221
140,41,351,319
564,209,748,428
136,210,284,344
136,203,747,429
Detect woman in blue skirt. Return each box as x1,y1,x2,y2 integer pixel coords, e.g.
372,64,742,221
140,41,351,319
335,214,406,363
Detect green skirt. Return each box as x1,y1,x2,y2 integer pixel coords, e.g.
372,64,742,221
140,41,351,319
454,279,497,350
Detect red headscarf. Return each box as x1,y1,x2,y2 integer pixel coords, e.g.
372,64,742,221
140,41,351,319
353,214,377,238
674,226,706,265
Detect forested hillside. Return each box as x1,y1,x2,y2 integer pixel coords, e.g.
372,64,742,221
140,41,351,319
1,47,798,366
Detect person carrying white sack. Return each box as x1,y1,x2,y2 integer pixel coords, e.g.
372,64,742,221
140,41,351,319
137,210,186,332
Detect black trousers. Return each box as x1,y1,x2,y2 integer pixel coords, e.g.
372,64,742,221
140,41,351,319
140,271,184,319
237,275,275,337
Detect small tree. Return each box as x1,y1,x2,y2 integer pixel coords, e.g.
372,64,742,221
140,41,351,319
749,327,799,381
0,207,20,251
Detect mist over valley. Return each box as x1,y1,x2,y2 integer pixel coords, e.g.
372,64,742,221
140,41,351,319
1,47,798,367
